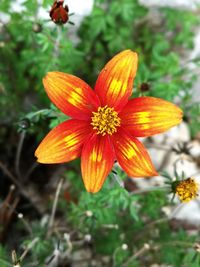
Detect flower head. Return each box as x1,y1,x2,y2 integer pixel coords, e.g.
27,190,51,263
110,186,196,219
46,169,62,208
50,0,69,24
175,178,198,202
35,50,183,193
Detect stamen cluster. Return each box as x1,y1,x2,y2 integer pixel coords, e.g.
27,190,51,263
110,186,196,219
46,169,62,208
91,105,121,136
175,178,198,202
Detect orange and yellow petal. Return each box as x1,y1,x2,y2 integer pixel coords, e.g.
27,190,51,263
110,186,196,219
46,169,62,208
111,128,158,177
35,119,92,163
120,97,183,137
94,50,138,112
43,72,100,120
81,134,115,193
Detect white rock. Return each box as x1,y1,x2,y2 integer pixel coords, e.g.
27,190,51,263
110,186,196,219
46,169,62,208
11,0,26,12
121,243,128,250
148,147,169,170
161,206,173,217
133,175,166,189
72,249,92,267
165,153,199,177
67,0,94,16
139,0,200,10
189,140,200,158
188,29,200,103
172,199,200,224
62,0,94,44
151,122,190,145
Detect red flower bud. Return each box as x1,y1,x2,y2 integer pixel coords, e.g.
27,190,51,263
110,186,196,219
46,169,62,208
50,0,69,24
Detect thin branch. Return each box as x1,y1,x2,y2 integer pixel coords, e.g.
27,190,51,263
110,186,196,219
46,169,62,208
0,161,46,214
0,161,24,190
133,203,185,243
18,213,33,236
47,179,64,236
24,162,39,181
168,203,185,219
122,244,150,267
52,26,62,60
19,237,39,262
15,131,26,179
112,172,124,188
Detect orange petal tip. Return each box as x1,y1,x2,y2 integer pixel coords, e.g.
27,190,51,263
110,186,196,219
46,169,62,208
94,49,138,111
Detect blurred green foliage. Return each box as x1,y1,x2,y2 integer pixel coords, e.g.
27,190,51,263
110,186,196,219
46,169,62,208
1,0,200,266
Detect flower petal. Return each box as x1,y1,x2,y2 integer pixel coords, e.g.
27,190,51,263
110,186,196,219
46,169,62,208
120,97,183,137
43,72,100,120
111,128,158,177
35,119,92,163
94,50,138,111
81,134,115,193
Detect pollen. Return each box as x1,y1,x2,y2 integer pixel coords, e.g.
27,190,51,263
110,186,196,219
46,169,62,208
175,178,198,202
91,105,121,136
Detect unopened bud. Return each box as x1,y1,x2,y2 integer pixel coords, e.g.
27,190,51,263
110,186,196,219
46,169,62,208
144,243,150,250
85,210,93,217
10,184,15,191
84,234,92,243
18,213,23,219
19,118,30,130
32,23,42,33
121,243,128,250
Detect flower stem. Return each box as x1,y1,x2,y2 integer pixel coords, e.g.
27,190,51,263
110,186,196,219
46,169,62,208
15,131,26,179
47,178,64,237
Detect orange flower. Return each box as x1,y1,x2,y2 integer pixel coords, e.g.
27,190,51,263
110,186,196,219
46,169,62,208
35,50,183,193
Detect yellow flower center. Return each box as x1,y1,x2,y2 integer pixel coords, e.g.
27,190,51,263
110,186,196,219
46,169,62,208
175,178,198,202
91,105,121,136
